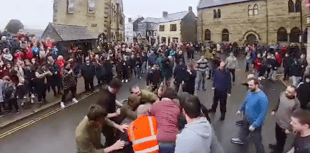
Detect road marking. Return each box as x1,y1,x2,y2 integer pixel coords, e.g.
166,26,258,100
0,89,100,139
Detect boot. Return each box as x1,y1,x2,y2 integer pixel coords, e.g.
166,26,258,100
220,112,225,121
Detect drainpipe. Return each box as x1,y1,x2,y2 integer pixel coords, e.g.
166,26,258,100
300,0,303,48
266,0,269,45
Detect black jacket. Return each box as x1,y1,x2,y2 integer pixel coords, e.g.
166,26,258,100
174,64,187,83
297,82,310,109
81,64,95,79
146,68,161,86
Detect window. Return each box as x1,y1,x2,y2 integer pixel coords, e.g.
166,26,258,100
205,29,211,41
290,27,301,42
213,10,217,19
288,0,294,13
159,25,165,31
277,27,288,42
67,0,74,14
253,4,259,15
161,37,166,43
88,0,95,13
295,0,301,12
222,29,229,42
217,9,221,18
170,24,177,31
248,5,253,16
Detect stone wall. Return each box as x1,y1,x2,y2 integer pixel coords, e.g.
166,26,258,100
198,0,310,45
158,21,182,43
53,0,124,41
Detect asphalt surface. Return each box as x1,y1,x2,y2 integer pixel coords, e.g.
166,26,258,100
0,53,290,153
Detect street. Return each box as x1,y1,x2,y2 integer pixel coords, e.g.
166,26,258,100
0,56,290,153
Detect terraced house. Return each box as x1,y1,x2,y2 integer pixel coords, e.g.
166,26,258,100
158,6,197,44
53,0,125,42
197,0,310,48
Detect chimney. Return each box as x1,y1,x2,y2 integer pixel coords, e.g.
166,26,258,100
128,18,132,22
188,6,192,12
163,11,168,18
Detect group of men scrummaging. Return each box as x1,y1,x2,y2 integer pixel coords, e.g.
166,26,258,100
75,77,224,153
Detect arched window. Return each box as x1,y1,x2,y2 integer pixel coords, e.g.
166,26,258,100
295,0,301,12
222,29,229,42
213,10,217,19
88,0,95,13
248,5,253,16
290,27,301,42
288,0,294,13
253,4,259,15
277,27,288,42
217,9,221,18
67,0,74,14
205,29,211,41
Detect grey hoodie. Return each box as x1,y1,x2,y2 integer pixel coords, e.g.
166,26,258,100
174,117,224,153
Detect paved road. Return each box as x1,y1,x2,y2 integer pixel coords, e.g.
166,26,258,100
0,54,290,153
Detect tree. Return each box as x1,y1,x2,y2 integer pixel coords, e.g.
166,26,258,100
5,19,24,34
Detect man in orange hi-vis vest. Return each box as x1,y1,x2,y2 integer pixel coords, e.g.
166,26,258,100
127,103,159,153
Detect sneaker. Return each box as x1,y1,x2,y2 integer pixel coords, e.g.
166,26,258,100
31,94,35,98
202,88,206,91
122,80,124,83
60,102,65,108
72,98,78,103
21,102,24,106
125,79,128,83
0,114,5,118
15,110,20,114
236,120,245,126
231,138,244,145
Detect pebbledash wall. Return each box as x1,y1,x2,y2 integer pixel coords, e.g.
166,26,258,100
197,0,310,46
53,0,125,41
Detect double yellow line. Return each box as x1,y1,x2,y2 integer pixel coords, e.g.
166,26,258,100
0,107,62,139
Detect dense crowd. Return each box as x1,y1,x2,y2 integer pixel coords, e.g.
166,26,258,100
74,40,310,153
1,30,310,152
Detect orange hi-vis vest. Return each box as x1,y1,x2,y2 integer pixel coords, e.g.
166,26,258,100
127,115,159,153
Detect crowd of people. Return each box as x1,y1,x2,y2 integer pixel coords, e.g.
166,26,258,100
1,29,310,152
74,39,310,153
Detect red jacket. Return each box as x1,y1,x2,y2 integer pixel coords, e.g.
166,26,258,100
56,59,65,77
254,58,262,70
276,54,282,66
14,52,24,60
24,47,34,60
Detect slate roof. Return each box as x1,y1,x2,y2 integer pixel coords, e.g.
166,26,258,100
141,17,160,23
198,0,250,9
159,11,189,23
49,23,97,41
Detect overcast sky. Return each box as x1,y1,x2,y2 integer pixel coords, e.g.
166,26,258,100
0,0,199,31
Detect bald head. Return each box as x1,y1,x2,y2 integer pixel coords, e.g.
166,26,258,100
137,104,152,116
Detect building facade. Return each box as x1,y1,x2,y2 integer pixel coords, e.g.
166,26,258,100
125,18,134,42
53,0,125,42
137,18,160,45
158,6,197,44
197,0,309,47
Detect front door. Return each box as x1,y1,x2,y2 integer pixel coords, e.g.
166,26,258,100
246,34,257,45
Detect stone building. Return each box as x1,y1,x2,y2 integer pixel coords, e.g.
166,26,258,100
137,18,160,45
197,0,309,47
53,0,125,42
158,6,197,44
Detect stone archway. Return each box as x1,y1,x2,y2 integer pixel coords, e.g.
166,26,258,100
246,34,257,45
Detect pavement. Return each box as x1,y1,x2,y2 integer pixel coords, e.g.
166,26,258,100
0,76,102,129
0,52,294,153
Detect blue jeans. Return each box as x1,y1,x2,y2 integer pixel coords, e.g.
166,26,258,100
158,142,175,153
